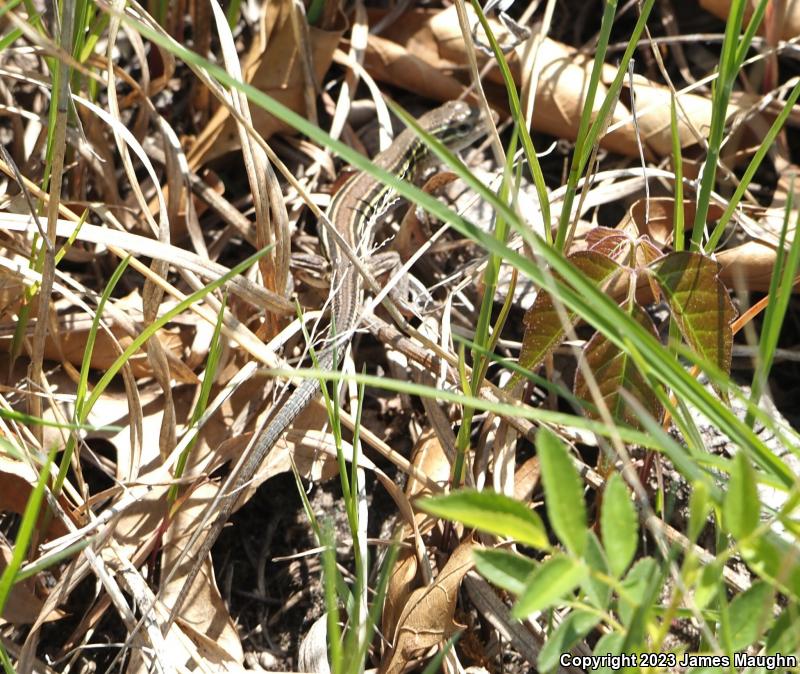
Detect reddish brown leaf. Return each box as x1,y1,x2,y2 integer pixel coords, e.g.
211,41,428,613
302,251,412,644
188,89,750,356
513,251,622,385
586,227,633,262
648,252,737,378
633,236,664,269
574,302,664,430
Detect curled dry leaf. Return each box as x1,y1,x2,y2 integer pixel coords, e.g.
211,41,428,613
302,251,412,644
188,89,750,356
297,614,331,674
56,377,190,483
717,241,784,293
404,429,453,502
383,550,423,653
360,32,469,106
43,320,187,381
381,539,476,674
513,455,540,503
372,4,765,161
161,482,244,664
62,468,242,667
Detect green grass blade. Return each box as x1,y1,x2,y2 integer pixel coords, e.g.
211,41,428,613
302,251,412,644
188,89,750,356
169,294,228,502
746,185,800,426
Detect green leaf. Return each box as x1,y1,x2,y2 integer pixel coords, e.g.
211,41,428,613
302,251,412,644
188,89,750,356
472,548,536,596
618,557,657,627
512,555,586,618
592,632,625,674
767,604,800,655
695,562,722,610
582,531,612,611
537,610,600,672
537,427,587,556
723,452,760,541
0,438,24,461
600,473,638,577
574,301,663,430
688,480,712,543
648,252,736,382
514,251,621,381
620,559,664,652
419,490,548,550
739,534,800,602
728,581,774,651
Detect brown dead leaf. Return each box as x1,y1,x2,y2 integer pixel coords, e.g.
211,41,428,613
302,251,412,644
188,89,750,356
405,429,452,502
365,8,452,70
45,321,189,382
700,0,800,40
718,241,782,293
383,430,451,641
50,465,243,667
0,545,63,625
56,291,190,381
102,482,170,563
297,614,330,674
56,378,193,483
187,0,346,165
383,550,422,649
360,33,469,106
513,456,540,502
739,155,800,250
615,77,761,160
0,454,68,541
381,539,476,674
160,482,243,663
